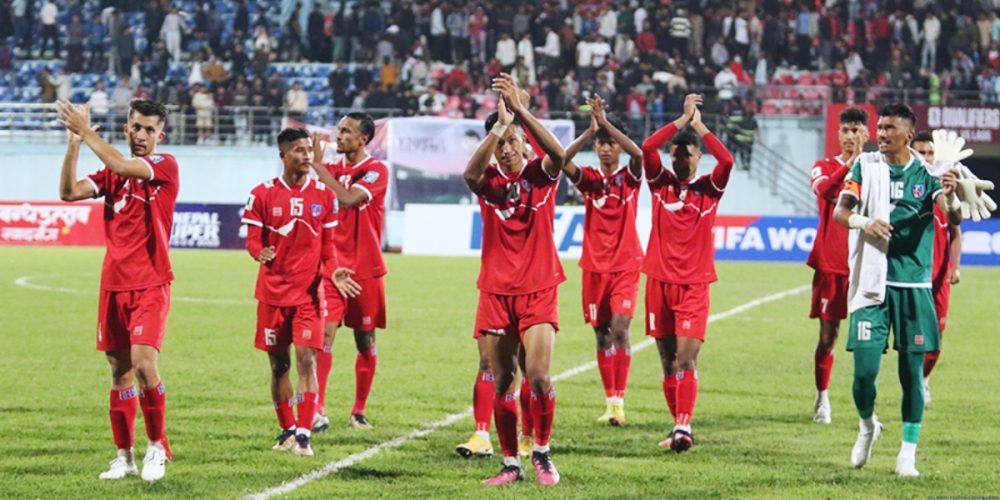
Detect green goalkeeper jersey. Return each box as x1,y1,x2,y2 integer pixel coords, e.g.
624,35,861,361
845,157,942,286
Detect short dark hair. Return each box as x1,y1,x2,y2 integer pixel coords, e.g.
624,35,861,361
129,99,168,124
879,103,917,127
672,130,701,150
839,107,869,126
345,112,375,144
277,127,310,147
484,112,521,134
595,114,627,143
912,131,933,144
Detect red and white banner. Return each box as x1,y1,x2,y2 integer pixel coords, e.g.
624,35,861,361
0,201,104,246
911,105,1000,143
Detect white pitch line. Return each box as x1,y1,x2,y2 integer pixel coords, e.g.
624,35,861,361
13,275,253,305
245,283,810,500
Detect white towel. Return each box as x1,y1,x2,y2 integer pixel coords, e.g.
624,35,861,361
846,152,890,313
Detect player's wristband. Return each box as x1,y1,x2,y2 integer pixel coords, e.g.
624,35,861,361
945,191,961,212
490,123,508,138
848,214,872,230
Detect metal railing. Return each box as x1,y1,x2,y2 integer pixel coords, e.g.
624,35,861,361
745,139,816,215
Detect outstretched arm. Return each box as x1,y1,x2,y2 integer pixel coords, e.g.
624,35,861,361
57,101,154,180
935,170,963,227
642,94,702,180
591,96,642,178
561,113,598,183
59,130,98,201
464,100,509,192
493,74,564,177
310,132,370,208
690,109,735,190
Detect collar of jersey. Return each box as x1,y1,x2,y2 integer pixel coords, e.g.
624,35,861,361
340,154,373,169
278,176,312,191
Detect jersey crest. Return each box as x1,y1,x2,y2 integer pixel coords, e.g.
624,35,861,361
311,203,323,217
912,183,926,198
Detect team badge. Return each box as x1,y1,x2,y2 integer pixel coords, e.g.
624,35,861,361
362,171,380,183
273,207,283,216
915,334,924,346
520,179,532,193
311,203,323,217
614,174,623,186
912,184,926,198
148,155,165,164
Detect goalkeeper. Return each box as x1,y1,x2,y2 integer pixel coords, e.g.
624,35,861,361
833,104,964,478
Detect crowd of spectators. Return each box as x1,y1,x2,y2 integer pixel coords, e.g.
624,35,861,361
2,0,1000,144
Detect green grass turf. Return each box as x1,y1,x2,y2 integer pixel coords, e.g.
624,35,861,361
0,247,998,498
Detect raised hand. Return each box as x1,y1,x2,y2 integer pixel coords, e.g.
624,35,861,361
311,131,327,163
57,100,93,137
491,73,522,113
589,95,608,126
682,94,703,119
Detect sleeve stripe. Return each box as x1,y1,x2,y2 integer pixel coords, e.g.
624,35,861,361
85,177,101,198
322,221,338,228
646,167,664,183
241,218,263,227
931,188,943,200
140,157,156,181
709,176,725,193
810,175,829,192
627,165,642,181
355,184,373,202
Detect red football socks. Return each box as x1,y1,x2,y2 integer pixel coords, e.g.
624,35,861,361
814,350,834,391
662,374,678,418
596,348,616,398
494,393,519,458
352,345,377,414
613,347,632,399
674,370,698,426
473,370,494,432
274,398,296,430
531,387,556,447
924,351,940,378
519,377,533,436
296,392,318,432
316,346,333,414
139,383,167,444
109,387,138,450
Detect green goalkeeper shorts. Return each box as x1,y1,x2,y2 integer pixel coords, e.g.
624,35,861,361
847,286,940,353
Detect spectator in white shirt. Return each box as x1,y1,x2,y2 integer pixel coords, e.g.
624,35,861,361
39,0,59,58
714,64,738,101
285,82,309,119
161,7,184,63
599,6,618,40
921,12,940,69
49,67,71,102
495,32,517,71
535,26,560,71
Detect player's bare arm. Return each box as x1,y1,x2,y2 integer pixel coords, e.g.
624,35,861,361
56,100,158,180
309,132,370,208
833,194,893,239
59,127,98,201
492,73,565,177
642,94,701,179
560,110,598,183
949,224,962,284
935,169,963,226
592,95,643,177
464,100,509,192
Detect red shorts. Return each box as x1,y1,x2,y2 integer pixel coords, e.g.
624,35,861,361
343,276,386,331
644,279,709,341
933,276,951,334
255,298,324,352
474,286,560,340
809,271,848,321
321,277,348,326
581,269,640,326
97,284,171,352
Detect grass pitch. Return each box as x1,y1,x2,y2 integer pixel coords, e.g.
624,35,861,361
0,247,998,498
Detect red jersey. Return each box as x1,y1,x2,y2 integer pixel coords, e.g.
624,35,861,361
806,156,851,275
322,155,389,280
575,165,644,273
86,153,179,291
242,177,338,307
640,124,734,284
931,205,952,284
474,158,566,295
